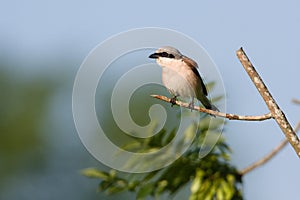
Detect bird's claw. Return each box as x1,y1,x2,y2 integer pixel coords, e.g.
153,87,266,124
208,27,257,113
188,102,194,111
170,96,177,107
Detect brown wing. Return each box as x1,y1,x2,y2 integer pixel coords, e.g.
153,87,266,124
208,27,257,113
182,56,208,96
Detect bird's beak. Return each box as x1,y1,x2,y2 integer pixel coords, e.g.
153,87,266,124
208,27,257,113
149,53,159,59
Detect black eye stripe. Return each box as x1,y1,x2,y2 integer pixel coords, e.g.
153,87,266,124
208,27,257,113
168,54,175,58
158,52,175,58
161,52,168,57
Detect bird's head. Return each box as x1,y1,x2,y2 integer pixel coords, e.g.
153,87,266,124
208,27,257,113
149,46,183,67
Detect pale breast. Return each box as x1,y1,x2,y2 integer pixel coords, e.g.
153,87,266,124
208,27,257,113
161,64,197,99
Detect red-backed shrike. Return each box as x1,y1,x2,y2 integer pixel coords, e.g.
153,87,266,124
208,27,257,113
149,46,218,111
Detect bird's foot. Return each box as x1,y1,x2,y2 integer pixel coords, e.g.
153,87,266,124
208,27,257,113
170,96,177,107
188,101,194,111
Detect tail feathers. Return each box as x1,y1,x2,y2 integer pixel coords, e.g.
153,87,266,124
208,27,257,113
209,104,219,112
198,95,219,112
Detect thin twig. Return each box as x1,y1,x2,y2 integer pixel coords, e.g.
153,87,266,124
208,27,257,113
151,95,273,121
236,48,300,157
292,99,300,105
239,120,300,176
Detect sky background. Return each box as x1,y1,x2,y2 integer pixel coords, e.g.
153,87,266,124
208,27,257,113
1,1,300,199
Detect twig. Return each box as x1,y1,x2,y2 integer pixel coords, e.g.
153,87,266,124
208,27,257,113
292,99,300,105
239,120,300,175
236,48,300,157
151,94,273,121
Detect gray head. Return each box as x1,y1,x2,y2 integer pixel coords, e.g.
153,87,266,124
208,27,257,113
149,46,183,60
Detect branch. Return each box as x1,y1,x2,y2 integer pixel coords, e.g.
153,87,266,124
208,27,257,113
151,94,273,121
239,120,300,175
237,48,300,157
292,98,300,105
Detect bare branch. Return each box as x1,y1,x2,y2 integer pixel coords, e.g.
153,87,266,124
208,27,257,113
236,47,300,157
239,120,300,175
292,99,300,105
151,94,273,121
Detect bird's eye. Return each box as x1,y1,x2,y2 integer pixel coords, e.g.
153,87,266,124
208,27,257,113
159,52,175,58
160,52,168,57
168,54,175,58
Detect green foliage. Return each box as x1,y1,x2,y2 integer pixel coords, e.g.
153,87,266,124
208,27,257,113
83,82,242,199
82,114,243,199
0,69,55,182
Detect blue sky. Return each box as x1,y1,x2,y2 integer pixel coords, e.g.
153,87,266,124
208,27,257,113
1,1,300,199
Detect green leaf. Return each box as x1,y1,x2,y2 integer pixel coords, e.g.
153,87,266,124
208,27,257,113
109,169,117,179
190,169,204,194
127,180,140,191
137,182,155,200
107,181,127,195
155,180,168,195
81,168,110,181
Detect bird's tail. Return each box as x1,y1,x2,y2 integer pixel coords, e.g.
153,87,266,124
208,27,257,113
210,104,219,112
198,95,219,112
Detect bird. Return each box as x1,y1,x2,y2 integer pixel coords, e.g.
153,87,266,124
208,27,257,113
149,46,219,111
